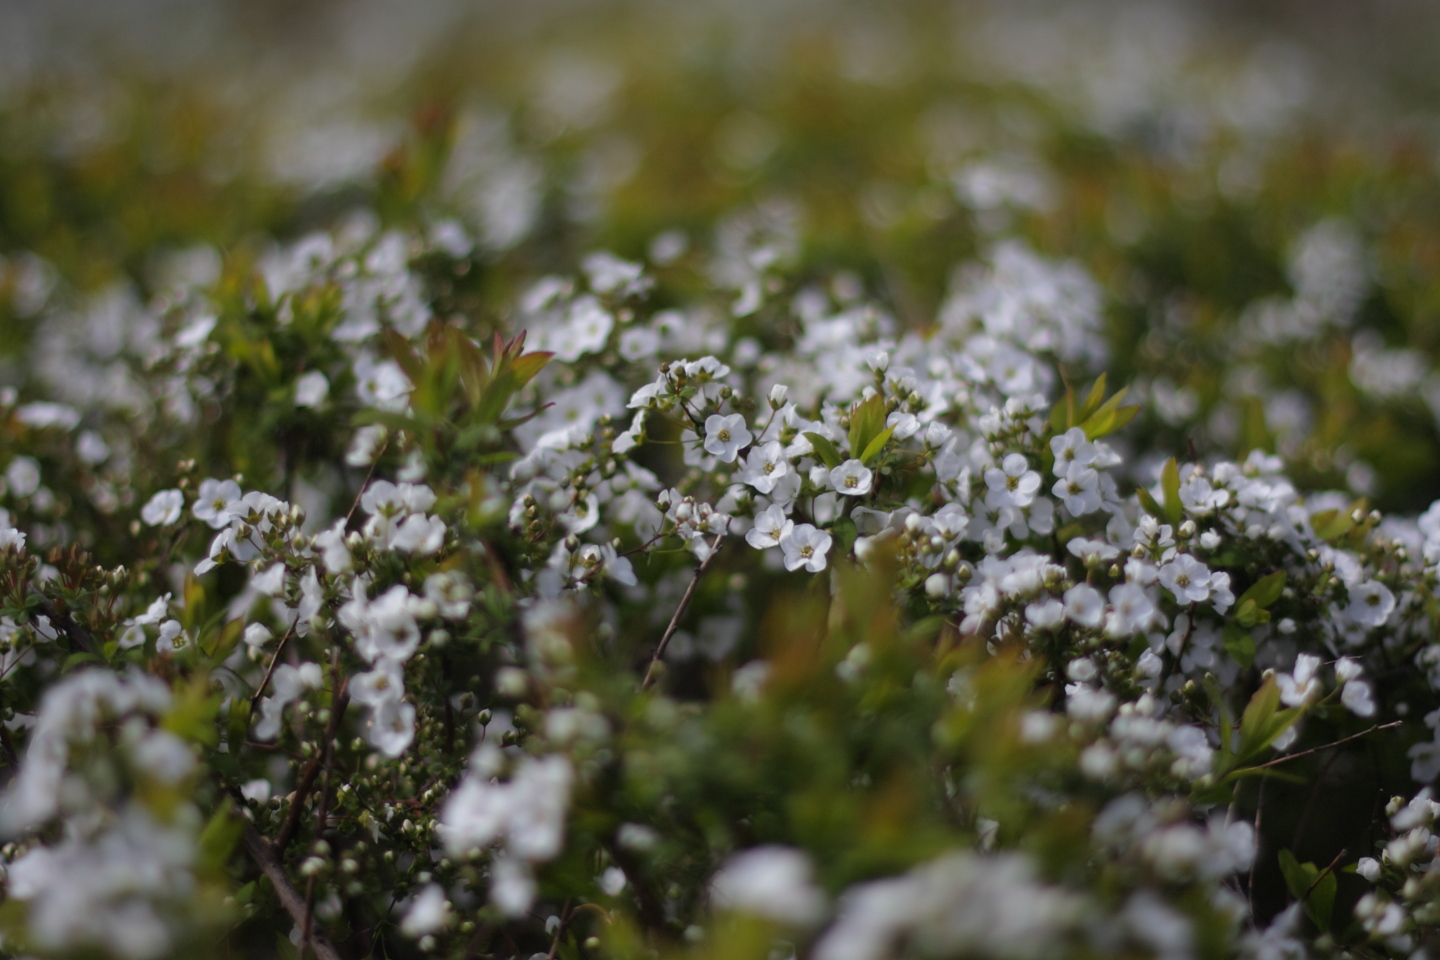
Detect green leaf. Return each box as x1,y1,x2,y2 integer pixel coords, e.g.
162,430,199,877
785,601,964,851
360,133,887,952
832,518,858,557
197,799,244,873
859,425,897,465
1160,457,1182,525
509,350,553,389
1233,676,1303,765
1278,849,1336,930
1137,487,1164,520
61,651,103,672
1238,570,1287,610
848,395,888,461
804,432,844,469
162,674,221,748
1222,623,1256,670
1078,374,1108,422
1082,404,1140,440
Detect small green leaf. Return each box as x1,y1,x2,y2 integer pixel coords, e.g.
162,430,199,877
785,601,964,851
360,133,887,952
1222,623,1256,670
1278,849,1335,930
1312,501,1365,543
197,799,244,873
1160,457,1182,525
1238,570,1287,610
1078,374,1108,422
859,425,897,465
804,432,844,469
1137,487,1164,520
848,395,887,461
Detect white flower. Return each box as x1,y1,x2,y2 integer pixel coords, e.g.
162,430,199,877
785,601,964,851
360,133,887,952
351,660,405,707
711,846,825,927
984,453,1041,509
1158,554,1212,605
737,441,791,494
1335,657,1364,683
703,414,753,462
293,370,330,408
829,459,874,497
1063,583,1104,628
140,489,184,527
391,514,446,555
575,543,637,587
192,478,243,529
746,504,794,550
345,424,388,467
5,456,40,498
782,524,832,573
1050,427,1096,471
365,699,417,757
1051,463,1101,515
1342,680,1376,718
1345,580,1395,628
242,623,273,650
400,884,451,938
1356,857,1382,882
1277,653,1322,707
313,520,352,574
1106,583,1158,637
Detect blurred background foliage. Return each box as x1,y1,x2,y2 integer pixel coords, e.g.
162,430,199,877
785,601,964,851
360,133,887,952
5,0,1440,507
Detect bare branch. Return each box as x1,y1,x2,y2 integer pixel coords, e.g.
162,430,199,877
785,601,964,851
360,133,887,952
641,535,723,691
241,824,344,960
275,678,351,854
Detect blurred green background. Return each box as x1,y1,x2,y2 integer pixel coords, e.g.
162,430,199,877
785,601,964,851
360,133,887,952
6,0,1440,510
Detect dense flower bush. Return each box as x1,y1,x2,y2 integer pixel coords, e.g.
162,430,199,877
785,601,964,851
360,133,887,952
6,3,1440,959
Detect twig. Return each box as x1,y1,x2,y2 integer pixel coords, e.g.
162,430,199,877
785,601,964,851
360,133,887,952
241,823,345,960
547,899,574,960
1300,847,1346,905
275,678,351,854
641,535,723,690
34,597,99,655
302,655,344,958
1248,775,1266,916
249,619,298,713
345,443,388,526
1249,721,1403,771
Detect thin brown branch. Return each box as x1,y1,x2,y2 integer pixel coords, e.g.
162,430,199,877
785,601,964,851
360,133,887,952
546,899,574,960
1300,847,1346,904
249,619,298,713
344,444,388,526
241,823,345,960
34,597,99,655
275,678,351,854
302,655,344,958
641,535,723,691
1250,721,1403,771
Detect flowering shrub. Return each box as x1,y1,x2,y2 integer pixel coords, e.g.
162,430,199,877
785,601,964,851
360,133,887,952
6,3,1440,960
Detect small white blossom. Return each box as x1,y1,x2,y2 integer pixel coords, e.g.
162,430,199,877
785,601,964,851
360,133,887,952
704,414,753,462
782,524,832,573
829,459,874,497
140,489,184,527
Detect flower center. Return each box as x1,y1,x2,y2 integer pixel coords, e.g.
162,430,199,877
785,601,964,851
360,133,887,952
1175,574,1190,588
718,429,731,443
800,545,814,558
845,476,859,489
1006,475,1020,491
